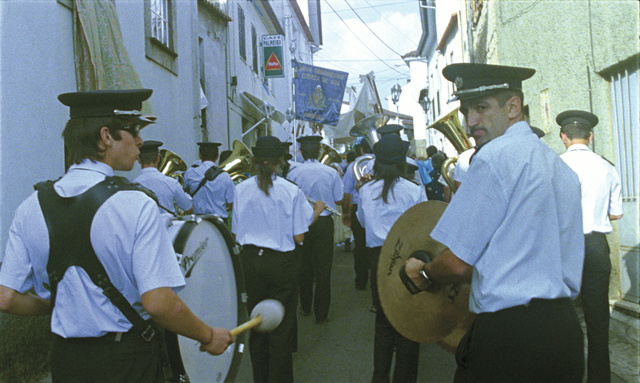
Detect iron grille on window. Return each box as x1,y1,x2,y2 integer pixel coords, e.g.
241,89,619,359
151,0,171,48
238,5,246,61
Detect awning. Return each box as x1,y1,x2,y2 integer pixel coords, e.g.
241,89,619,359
242,92,285,124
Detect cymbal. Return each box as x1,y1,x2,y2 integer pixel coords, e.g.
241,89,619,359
377,201,475,344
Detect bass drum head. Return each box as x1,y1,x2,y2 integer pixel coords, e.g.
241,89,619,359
168,216,246,383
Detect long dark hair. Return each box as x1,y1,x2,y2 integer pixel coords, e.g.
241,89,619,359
372,160,405,204
254,156,283,196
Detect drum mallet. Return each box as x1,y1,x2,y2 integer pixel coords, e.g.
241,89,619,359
230,299,285,336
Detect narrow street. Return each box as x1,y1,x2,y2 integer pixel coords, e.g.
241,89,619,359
233,245,457,383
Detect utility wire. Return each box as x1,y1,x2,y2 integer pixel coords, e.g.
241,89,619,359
323,0,415,14
342,0,405,57
361,0,419,46
322,0,405,76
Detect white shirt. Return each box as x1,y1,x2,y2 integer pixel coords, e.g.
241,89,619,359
233,176,314,252
357,177,427,247
431,121,584,314
561,144,623,234
286,159,343,217
452,148,475,183
134,167,192,214
184,161,235,218
0,160,184,337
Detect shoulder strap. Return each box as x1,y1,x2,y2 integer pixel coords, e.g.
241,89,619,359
190,166,224,196
38,177,156,341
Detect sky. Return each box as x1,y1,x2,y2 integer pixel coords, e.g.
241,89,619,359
313,0,422,105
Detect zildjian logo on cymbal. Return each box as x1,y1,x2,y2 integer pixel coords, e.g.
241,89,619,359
387,238,404,277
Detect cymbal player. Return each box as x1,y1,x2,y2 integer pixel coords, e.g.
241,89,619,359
405,64,586,382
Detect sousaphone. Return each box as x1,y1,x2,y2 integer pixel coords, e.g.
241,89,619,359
377,201,475,353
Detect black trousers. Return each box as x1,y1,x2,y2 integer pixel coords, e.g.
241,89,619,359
298,215,334,321
454,298,584,383
51,329,164,383
351,204,370,290
582,232,612,383
241,245,298,383
370,247,419,383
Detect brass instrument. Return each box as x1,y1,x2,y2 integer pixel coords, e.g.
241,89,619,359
427,108,473,193
349,114,389,148
219,140,254,183
318,143,342,166
158,149,187,185
353,154,375,182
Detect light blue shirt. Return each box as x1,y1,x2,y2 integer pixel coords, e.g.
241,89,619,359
134,167,192,214
184,161,235,218
286,159,343,217
233,176,314,252
417,158,433,185
430,121,584,314
343,154,374,205
357,178,427,247
0,160,184,337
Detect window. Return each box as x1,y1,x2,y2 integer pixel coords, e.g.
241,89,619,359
238,5,246,61
609,64,639,201
144,0,177,74
251,25,258,74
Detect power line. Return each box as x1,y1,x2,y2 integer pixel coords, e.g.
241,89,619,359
361,0,419,46
322,0,415,15
342,0,405,57
322,0,405,76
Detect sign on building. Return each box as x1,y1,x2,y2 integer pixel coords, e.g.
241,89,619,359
262,35,284,78
293,61,349,126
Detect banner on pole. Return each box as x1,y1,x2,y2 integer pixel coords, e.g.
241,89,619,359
262,35,285,78
293,61,349,126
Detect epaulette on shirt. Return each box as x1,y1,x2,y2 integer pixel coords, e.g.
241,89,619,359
281,177,298,187
599,155,615,167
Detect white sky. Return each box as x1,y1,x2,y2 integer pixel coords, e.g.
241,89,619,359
313,0,422,104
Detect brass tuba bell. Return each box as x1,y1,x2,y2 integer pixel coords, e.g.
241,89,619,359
427,108,473,193
158,149,187,185
219,140,254,183
349,113,390,148
318,143,342,166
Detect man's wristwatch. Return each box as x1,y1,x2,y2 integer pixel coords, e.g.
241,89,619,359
420,268,431,283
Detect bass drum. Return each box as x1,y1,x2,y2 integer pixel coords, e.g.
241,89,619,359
165,215,247,383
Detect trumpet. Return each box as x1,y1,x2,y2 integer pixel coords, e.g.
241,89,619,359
307,197,342,217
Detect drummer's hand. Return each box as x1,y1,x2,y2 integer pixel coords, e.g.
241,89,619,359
199,327,235,355
405,258,431,291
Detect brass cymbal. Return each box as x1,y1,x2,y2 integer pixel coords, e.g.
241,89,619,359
377,201,475,344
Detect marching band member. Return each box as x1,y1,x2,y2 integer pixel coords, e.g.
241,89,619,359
0,89,233,382
233,136,324,383
183,142,235,220
406,63,585,382
356,133,427,383
134,140,193,215
286,134,343,324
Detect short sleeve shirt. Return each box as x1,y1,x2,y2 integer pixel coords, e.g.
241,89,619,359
134,167,193,213
184,161,235,218
430,122,584,313
286,159,343,217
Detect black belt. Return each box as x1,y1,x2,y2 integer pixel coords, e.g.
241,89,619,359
479,297,571,317
54,327,154,344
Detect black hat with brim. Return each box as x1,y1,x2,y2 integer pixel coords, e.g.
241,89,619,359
253,136,284,158
374,134,409,165
140,140,163,153
296,135,323,144
377,124,404,136
443,63,535,101
197,142,222,148
58,89,156,126
530,126,545,138
556,110,599,129
282,142,293,160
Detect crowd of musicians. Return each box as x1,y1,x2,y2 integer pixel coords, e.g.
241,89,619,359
0,62,624,383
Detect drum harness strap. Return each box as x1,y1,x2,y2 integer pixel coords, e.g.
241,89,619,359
36,176,156,342
190,166,224,197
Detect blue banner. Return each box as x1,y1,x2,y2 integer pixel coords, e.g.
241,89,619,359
293,61,349,126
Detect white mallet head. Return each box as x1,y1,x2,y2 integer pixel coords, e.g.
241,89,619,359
251,299,285,332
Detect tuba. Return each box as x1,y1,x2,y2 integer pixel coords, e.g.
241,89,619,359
318,143,342,166
353,154,375,182
427,108,473,193
219,140,254,183
349,113,389,148
158,149,187,185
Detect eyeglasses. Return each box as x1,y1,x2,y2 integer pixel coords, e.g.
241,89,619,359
119,124,142,138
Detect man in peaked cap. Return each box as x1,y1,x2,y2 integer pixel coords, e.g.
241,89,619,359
0,89,234,382
134,140,193,215
558,110,623,383
286,134,343,324
377,123,426,187
405,64,586,382
183,141,236,221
